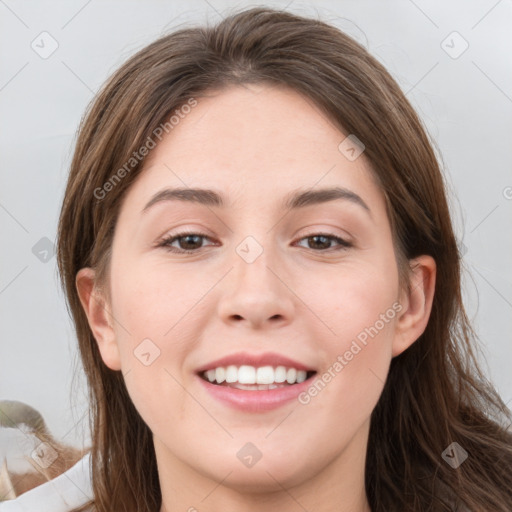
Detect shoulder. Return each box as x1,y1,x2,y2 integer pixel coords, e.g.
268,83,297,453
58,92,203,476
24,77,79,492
0,452,93,512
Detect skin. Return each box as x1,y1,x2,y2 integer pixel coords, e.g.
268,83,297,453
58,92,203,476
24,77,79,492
77,83,436,512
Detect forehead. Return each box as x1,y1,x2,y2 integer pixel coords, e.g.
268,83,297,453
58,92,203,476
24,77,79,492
120,84,386,217
147,83,356,171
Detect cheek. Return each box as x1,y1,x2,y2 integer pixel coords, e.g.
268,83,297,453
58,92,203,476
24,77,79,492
302,263,399,413
108,257,209,390
300,314,395,434
111,257,202,340
311,256,399,338
106,266,186,410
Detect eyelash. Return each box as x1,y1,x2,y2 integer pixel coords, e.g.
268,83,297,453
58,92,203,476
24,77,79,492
156,230,353,254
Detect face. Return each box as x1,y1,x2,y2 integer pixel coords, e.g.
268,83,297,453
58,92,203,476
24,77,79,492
78,83,434,496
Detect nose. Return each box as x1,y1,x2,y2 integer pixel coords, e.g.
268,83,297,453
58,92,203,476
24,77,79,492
216,245,295,329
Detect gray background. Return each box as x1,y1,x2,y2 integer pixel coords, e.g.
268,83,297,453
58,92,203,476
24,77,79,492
1,0,511,465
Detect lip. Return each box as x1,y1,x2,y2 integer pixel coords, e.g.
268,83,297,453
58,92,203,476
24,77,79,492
194,351,316,374
195,372,317,412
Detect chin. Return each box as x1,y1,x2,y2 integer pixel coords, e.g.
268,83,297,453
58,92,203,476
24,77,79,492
196,451,317,493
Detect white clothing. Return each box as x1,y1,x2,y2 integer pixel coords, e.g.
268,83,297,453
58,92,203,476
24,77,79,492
0,452,93,512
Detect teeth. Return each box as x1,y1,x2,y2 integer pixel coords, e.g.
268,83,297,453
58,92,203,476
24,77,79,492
215,367,226,383
239,365,256,384
226,365,238,383
286,368,297,384
202,365,310,385
254,366,271,384
274,366,287,383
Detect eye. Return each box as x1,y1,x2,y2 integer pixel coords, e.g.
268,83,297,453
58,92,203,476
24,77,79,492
156,231,352,254
294,232,352,252
157,231,215,254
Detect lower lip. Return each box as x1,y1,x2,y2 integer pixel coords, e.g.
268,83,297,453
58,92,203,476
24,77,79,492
196,374,316,412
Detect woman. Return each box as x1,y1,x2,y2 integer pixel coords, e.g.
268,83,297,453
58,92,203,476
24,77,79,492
47,6,512,512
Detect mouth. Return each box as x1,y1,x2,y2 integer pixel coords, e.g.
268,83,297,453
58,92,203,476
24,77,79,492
197,365,317,391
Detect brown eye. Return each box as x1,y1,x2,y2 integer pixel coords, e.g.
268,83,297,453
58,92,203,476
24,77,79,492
158,232,214,253
295,233,352,251
157,231,352,254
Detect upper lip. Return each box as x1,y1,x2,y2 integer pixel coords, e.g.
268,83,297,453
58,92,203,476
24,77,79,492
195,351,317,374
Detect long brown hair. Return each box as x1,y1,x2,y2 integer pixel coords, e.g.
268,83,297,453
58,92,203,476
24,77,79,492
56,7,512,511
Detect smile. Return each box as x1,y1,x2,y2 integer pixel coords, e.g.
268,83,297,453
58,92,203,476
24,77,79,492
200,365,316,389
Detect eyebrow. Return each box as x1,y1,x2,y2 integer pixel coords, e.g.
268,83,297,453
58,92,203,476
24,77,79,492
141,186,371,217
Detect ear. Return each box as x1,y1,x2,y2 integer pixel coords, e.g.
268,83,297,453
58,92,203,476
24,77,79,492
75,268,122,371
392,255,436,357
